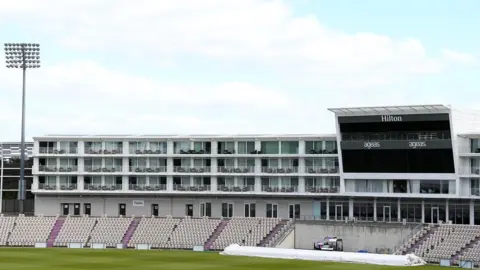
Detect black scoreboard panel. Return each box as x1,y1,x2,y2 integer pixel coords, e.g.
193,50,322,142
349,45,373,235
341,149,455,173
339,113,455,173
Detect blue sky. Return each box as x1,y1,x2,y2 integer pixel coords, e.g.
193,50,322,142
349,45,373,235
0,0,479,140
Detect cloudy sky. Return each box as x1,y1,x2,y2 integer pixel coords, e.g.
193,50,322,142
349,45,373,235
1,0,480,140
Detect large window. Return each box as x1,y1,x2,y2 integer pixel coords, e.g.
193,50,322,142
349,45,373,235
353,201,374,221
400,200,422,223
266,203,278,218
342,149,455,173
261,141,279,154
475,202,480,225
237,141,255,154
471,139,480,153
376,200,398,222
424,202,446,223
281,141,299,154
419,180,450,194
355,180,383,193
448,202,470,224
329,199,349,221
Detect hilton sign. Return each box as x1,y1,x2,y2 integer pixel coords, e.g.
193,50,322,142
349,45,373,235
381,115,403,122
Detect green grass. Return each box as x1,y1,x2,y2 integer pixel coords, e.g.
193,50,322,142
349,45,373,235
0,248,446,270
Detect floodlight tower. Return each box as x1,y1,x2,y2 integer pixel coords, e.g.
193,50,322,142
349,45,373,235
4,43,41,214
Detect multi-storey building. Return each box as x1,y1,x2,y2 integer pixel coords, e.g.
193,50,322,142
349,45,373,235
0,142,34,213
30,105,480,225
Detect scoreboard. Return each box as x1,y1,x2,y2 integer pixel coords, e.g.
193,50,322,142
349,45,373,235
339,113,455,173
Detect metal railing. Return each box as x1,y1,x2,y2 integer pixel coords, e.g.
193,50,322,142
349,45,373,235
261,167,299,173
85,165,122,172
393,223,425,255
128,184,167,191
305,186,340,193
38,183,77,190
305,166,339,174
471,188,480,196
305,149,338,154
84,148,123,154
217,185,255,192
38,165,78,172
261,185,298,193
39,147,78,154
129,148,167,154
85,184,122,190
174,149,211,154
129,166,168,173
217,166,255,173
173,184,211,191
342,130,451,141
173,166,211,173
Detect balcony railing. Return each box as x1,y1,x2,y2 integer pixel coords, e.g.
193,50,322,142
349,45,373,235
261,167,298,174
85,166,122,172
85,184,122,190
471,188,480,196
175,149,211,154
305,166,339,174
305,149,338,154
217,166,254,173
129,149,167,154
261,185,298,193
128,184,167,191
173,184,211,191
468,167,480,175
173,166,211,173
39,147,79,154
39,165,78,172
218,149,236,154
305,186,340,193
342,130,451,141
84,148,123,154
217,185,255,192
129,166,167,173
38,183,77,190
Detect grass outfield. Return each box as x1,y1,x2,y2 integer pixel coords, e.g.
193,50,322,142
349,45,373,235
0,248,446,270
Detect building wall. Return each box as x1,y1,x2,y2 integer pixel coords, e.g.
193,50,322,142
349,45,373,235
294,222,416,252
34,195,314,218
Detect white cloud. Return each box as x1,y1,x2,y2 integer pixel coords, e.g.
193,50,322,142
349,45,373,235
0,0,476,140
442,49,476,63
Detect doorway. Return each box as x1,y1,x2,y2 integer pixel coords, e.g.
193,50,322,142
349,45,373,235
119,203,126,216
61,203,69,215
152,204,159,217
335,205,343,221
383,205,391,222
84,203,91,215
73,203,80,216
185,204,193,216
431,207,439,223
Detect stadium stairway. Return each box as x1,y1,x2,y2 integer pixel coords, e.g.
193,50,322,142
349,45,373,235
258,219,288,247
204,219,229,250
122,218,140,248
402,225,439,255
47,217,64,248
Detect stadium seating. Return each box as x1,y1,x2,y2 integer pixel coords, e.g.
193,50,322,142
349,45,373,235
211,217,281,250
166,216,221,249
128,216,181,248
8,215,57,246
54,216,97,247
88,216,133,247
0,215,16,245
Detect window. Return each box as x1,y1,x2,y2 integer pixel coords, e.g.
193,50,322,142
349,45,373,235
238,141,255,154
266,204,278,218
174,141,190,153
149,142,167,153
280,141,299,154
355,180,383,193
200,202,212,217
218,141,235,154
261,141,279,154
288,204,300,219
222,203,234,218
129,141,146,153
471,139,480,153
325,141,337,153
244,203,256,217
419,180,449,194
305,141,322,153
105,141,122,153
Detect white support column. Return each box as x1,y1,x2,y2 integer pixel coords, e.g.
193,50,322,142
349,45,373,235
421,200,425,223
445,200,449,223
326,198,330,220
298,177,305,193
349,198,354,219
211,176,217,192
470,200,475,225
373,199,377,222
397,199,401,222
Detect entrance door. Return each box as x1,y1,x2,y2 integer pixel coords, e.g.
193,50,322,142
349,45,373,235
73,203,80,216
84,203,91,215
186,204,193,216
288,204,301,219
62,203,69,215
335,205,343,221
222,203,233,218
152,204,159,217
119,203,126,216
431,207,439,223
383,206,391,222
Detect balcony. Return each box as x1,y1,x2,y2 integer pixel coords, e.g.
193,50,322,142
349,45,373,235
85,166,122,173
39,165,78,172
176,149,211,155
217,185,254,192
173,184,211,192
261,167,298,174
38,183,77,190
305,166,339,174
85,184,122,191
173,166,211,173
129,166,167,173
217,167,255,173
305,149,338,154
471,188,480,196
341,130,451,141
98,149,123,154
261,185,298,193
305,186,339,193
128,184,167,191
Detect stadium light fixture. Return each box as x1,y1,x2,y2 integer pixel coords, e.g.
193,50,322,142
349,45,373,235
4,43,41,214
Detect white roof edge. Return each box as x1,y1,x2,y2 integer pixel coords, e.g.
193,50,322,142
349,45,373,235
32,134,338,140
328,104,450,115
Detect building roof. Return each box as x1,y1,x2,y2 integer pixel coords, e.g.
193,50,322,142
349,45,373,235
33,134,338,141
328,104,450,116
